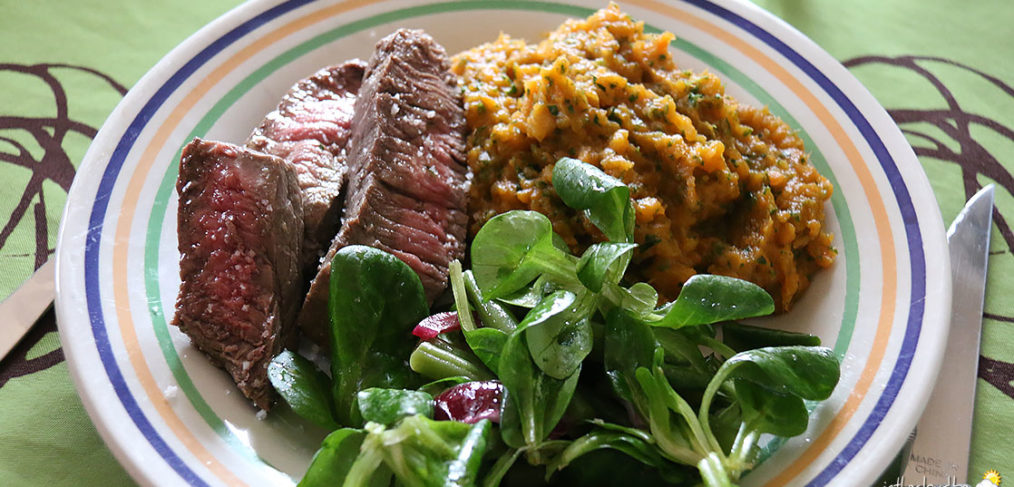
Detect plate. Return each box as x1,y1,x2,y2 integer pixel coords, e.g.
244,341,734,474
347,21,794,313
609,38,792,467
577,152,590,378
55,0,950,485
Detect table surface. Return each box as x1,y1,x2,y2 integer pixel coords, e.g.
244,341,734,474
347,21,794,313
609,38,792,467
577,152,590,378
1,0,1011,485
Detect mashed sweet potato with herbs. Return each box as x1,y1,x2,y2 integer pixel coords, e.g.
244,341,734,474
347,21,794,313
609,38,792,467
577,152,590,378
451,4,835,310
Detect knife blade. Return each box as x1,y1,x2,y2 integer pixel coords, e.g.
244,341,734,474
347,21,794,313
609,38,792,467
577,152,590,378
902,184,994,484
0,259,55,361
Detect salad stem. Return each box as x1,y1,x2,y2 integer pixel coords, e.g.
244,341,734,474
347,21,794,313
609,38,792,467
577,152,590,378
698,362,737,456
463,270,517,332
482,449,522,487
343,435,386,486
698,336,738,361
527,247,580,288
728,425,761,475
697,452,736,487
409,341,493,382
449,261,478,332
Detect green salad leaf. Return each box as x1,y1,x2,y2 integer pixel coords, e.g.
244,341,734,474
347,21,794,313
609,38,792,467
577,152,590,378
522,291,594,380
356,388,434,426
461,327,508,375
722,322,821,352
298,429,374,487
552,157,634,243
329,245,429,425
378,416,492,487
470,211,576,299
603,308,656,416
544,421,688,483
706,346,839,403
268,350,337,430
575,242,637,292
652,274,775,329
307,416,493,487
278,155,841,487
498,291,583,457
547,429,664,474
698,346,840,474
448,262,511,374
733,380,809,437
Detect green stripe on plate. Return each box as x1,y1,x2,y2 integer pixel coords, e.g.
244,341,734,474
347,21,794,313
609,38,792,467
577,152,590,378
143,0,860,471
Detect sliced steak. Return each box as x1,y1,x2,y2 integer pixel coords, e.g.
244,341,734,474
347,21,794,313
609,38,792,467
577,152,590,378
173,138,303,410
297,29,469,346
247,60,366,273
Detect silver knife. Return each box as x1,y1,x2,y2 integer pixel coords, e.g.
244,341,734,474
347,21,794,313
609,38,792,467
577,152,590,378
0,259,55,361
902,184,994,484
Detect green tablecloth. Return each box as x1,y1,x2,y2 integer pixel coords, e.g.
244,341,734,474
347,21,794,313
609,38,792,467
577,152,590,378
0,0,1010,484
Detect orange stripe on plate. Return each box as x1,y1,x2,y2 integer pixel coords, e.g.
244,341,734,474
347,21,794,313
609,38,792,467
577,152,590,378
112,0,899,485
626,1,898,484
112,257,246,484
111,0,376,484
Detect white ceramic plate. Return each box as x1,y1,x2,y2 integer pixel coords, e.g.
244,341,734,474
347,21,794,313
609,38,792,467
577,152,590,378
55,0,950,485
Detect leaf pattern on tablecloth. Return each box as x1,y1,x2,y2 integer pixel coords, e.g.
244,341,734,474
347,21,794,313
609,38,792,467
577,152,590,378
844,54,1014,399
980,356,1014,399
0,64,125,385
0,309,60,388
0,63,127,267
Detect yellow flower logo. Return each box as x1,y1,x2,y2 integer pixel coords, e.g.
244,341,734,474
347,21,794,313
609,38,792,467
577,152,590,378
984,469,1002,486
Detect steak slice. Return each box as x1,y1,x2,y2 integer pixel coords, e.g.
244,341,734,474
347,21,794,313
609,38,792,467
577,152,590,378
173,138,303,410
246,60,366,273
296,29,469,346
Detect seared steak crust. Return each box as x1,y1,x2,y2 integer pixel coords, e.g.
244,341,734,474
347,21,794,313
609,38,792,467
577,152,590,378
173,138,303,410
247,61,366,273
297,30,469,345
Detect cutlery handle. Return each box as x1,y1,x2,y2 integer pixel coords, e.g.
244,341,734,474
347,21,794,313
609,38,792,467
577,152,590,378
0,260,56,361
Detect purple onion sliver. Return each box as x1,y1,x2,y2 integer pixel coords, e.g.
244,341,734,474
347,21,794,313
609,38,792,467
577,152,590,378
412,311,461,340
433,380,504,424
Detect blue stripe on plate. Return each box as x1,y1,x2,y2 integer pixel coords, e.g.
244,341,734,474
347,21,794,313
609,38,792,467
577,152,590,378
82,0,926,484
682,0,926,483
84,1,313,485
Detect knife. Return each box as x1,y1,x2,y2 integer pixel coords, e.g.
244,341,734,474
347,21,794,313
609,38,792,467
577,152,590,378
0,259,55,361
901,184,994,484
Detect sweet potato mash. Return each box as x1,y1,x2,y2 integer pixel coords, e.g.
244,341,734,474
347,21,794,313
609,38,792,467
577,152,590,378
452,4,835,310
